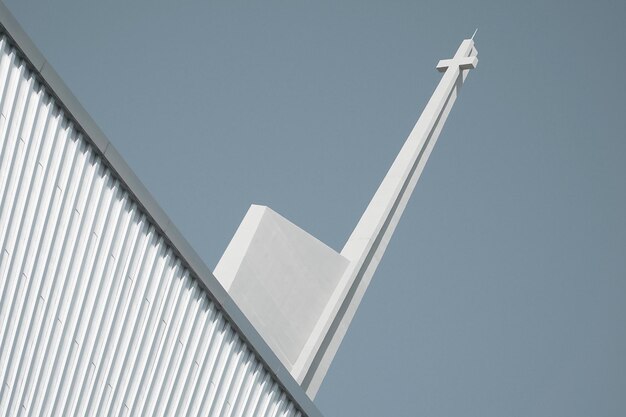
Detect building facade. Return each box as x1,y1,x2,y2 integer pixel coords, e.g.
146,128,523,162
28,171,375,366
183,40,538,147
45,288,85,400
0,4,321,417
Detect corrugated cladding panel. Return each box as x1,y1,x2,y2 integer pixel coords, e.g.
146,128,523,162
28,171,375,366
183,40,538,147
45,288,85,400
0,34,303,417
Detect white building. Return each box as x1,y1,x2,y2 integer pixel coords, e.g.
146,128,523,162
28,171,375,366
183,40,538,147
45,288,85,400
0,3,476,416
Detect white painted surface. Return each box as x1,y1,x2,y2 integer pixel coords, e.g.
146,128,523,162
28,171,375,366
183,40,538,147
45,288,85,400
0,35,306,417
215,206,348,379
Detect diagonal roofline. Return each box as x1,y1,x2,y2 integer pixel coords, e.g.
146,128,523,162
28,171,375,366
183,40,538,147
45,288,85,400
0,2,324,416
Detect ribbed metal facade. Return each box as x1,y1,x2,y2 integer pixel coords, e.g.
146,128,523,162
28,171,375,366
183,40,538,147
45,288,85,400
0,34,304,417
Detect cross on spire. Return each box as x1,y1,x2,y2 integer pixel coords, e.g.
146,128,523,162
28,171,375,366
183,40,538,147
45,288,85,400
436,50,478,73
435,37,479,74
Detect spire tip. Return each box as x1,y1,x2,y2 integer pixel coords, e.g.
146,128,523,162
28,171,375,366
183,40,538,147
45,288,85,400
471,28,479,40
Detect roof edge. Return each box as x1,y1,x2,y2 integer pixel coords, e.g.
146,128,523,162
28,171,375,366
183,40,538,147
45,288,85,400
0,3,323,416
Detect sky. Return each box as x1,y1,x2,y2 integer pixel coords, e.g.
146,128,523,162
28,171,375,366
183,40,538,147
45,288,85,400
5,1,625,416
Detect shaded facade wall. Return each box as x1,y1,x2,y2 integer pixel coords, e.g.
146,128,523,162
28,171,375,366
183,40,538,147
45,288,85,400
0,34,304,417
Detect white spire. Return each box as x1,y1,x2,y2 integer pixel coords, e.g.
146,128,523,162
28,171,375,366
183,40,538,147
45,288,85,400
300,38,478,397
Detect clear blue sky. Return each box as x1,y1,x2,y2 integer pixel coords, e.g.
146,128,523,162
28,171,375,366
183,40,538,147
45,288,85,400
6,1,625,416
